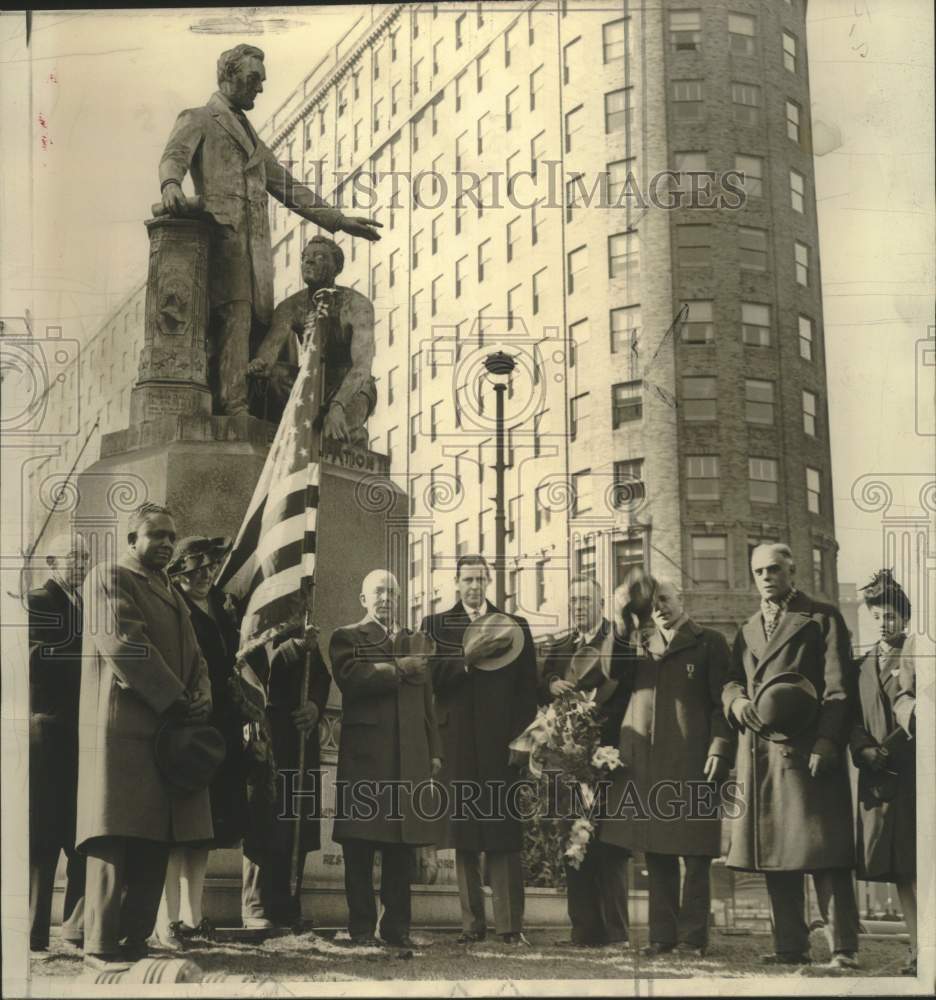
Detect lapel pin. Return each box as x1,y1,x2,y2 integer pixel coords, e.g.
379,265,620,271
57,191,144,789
686,663,696,678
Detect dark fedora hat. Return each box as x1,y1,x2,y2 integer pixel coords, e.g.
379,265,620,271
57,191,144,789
753,671,820,742
168,535,231,577
154,719,226,793
463,612,525,671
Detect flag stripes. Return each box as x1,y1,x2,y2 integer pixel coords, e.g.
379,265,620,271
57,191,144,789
217,320,325,657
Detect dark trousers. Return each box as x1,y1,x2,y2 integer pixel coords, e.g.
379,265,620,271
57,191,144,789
342,839,413,943
765,868,860,956
30,845,85,949
455,849,524,936
83,837,169,956
241,850,307,926
565,841,630,945
644,852,711,948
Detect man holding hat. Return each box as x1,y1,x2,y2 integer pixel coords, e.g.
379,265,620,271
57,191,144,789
722,543,859,970
422,555,538,945
330,570,441,947
541,576,634,948
77,503,214,971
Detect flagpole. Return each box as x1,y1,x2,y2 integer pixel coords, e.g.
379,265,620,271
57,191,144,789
289,288,331,910
290,585,314,904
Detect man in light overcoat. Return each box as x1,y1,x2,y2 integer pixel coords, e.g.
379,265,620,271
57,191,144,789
76,504,213,970
722,543,859,970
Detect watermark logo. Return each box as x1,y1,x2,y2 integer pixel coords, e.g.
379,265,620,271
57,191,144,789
0,318,80,436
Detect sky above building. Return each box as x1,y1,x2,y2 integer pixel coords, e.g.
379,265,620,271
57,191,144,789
0,2,933,594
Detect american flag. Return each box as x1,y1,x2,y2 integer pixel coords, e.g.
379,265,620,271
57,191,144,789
217,304,326,658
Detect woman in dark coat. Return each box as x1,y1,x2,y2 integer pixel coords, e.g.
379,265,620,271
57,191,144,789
849,570,916,975
157,536,248,946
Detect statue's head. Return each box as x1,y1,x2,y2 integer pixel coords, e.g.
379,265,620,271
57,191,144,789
217,44,266,111
301,236,344,287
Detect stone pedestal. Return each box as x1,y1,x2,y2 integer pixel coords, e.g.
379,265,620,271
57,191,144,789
130,216,212,424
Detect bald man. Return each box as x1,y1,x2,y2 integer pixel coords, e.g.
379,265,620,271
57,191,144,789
601,579,734,957
27,533,90,957
329,571,442,947
723,543,859,970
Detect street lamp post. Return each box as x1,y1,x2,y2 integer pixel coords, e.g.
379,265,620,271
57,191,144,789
483,350,517,610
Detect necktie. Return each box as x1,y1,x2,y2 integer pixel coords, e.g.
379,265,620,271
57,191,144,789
762,602,781,641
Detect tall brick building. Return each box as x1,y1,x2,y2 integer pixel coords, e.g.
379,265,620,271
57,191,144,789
259,0,838,635
27,1,837,638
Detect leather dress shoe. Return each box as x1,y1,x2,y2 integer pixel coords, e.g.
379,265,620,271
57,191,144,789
383,935,418,949
641,942,675,957
84,953,132,972
455,931,485,944
824,951,859,971
348,935,382,947
156,922,188,951
678,943,707,958
760,951,811,965
182,918,215,944
120,940,150,962
243,917,280,931
500,932,530,946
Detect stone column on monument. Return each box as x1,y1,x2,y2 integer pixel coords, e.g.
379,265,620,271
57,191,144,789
130,216,212,424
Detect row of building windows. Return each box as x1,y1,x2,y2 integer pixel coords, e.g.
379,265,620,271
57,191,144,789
563,460,824,519
562,228,814,291
595,377,821,434
372,226,814,337
671,80,805,143
669,9,799,72
679,532,828,592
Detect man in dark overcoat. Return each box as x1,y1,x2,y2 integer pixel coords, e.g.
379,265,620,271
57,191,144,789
241,624,331,930
27,533,89,957
722,543,860,970
849,571,916,974
330,570,442,947
159,44,381,415
540,576,633,947
421,555,538,945
77,504,213,971
600,579,735,957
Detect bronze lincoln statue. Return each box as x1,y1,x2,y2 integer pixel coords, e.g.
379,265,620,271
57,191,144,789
159,44,381,416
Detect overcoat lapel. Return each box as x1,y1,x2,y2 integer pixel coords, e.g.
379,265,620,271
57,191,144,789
752,610,812,682
742,615,767,663
660,621,701,661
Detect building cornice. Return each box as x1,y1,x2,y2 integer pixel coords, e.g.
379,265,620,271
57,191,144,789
264,4,405,151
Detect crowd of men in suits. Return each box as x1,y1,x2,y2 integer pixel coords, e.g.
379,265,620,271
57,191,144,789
27,508,919,975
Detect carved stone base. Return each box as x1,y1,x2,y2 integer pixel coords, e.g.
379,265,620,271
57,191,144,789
129,381,212,425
